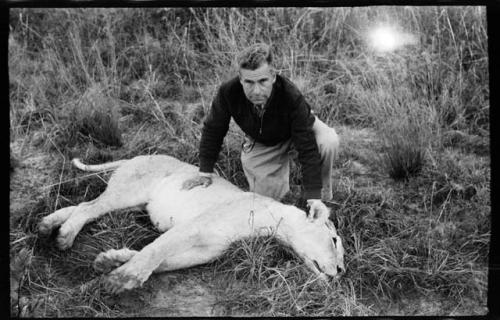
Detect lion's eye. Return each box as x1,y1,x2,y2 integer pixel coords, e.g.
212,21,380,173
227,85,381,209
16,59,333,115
313,260,322,273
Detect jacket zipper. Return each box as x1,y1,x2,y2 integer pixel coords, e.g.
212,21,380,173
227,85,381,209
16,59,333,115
259,108,266,135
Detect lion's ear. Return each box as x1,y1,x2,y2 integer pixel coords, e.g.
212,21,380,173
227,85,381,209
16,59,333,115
306,200,330,224
315,207,330,224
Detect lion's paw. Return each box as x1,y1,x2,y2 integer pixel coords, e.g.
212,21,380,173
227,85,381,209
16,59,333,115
103,268,145,294
38,206,76,238
56,225,78,250
38,218,55,236
93,250,132,274
94,253,117,274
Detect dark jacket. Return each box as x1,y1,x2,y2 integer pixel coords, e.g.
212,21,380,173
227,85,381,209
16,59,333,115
199,74,322,199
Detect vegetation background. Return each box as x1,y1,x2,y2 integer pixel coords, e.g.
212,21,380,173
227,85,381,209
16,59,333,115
9,7,490,317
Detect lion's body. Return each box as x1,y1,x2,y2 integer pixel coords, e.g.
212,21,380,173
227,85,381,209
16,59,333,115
39,155,344,294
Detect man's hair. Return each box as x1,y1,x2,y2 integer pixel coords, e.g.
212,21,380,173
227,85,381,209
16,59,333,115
237,43,273,70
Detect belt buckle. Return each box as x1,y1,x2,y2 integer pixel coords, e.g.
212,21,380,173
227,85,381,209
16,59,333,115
242,136,255,153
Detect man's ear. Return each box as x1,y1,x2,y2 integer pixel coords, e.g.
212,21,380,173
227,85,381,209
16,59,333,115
270,68,277,84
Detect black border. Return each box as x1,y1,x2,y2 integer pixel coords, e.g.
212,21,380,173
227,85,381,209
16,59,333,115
2,0,498,7
486,3,499,320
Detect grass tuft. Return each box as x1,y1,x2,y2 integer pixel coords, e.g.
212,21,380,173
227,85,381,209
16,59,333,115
65,85,123,148
380,132,427,180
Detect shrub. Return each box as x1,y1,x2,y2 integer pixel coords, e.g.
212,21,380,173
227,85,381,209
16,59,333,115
378,116,430,180
66,85,122,148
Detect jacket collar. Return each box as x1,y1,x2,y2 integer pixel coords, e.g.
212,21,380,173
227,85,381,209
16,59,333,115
263,75,279,110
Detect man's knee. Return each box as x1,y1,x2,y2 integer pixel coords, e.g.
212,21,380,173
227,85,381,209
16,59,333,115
316,127,340,158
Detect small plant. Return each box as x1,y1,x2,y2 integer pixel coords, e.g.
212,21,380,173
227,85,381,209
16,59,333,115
364,88,438,181
380,130,427,180
78,111,122,146
66,85,123,148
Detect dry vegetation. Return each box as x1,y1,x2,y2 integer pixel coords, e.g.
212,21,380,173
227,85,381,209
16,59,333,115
9,7,489,316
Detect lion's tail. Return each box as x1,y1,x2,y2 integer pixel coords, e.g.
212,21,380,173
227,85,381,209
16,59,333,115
72,158,127,172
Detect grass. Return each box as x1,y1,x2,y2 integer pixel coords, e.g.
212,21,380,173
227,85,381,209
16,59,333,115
211,236,372,316
9,6,489,317
66,85,123,148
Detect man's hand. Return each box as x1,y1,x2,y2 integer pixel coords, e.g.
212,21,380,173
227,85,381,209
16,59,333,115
306,199,329,223
181,173,213,190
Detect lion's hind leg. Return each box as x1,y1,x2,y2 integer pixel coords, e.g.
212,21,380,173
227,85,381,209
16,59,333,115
56,191,146,250
94,248,138,274
39,205,77,236
54,176,156,250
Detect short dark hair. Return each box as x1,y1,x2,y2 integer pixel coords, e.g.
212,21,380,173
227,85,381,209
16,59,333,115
237,43,273,70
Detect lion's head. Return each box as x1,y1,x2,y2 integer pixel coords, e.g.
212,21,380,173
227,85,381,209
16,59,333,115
284,207,345,280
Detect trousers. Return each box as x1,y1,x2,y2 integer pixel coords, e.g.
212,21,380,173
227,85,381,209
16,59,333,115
240,117,340,201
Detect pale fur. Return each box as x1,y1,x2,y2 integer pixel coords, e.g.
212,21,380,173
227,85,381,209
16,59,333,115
39,155,345,294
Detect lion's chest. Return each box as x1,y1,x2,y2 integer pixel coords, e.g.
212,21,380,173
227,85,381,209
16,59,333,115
146,172,242,232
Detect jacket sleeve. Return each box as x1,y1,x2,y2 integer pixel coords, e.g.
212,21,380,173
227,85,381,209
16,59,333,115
199,87,231,173
289,96,323,199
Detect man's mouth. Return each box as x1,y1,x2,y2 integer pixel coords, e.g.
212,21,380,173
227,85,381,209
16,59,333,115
250,96,265,102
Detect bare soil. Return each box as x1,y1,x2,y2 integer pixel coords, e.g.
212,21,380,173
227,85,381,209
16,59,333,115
105,272,223,316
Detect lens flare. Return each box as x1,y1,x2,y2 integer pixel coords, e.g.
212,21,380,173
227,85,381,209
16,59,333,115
367,25,417,53
370,27,397,52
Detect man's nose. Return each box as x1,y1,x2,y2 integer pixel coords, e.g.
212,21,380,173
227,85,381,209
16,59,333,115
252,84,262,94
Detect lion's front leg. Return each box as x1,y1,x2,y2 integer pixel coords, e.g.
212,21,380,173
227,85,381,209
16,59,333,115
102,225,228,294
94,248,138,274
102,229,182,294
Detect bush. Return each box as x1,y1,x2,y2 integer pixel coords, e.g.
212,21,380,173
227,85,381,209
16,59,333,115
66,85,123,148
377,113,432,180
381,134,427,180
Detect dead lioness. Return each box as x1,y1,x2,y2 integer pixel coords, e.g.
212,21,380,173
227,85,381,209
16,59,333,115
39,155,345,294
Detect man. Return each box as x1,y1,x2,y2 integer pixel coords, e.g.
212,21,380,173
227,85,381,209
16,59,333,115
182,43,339,220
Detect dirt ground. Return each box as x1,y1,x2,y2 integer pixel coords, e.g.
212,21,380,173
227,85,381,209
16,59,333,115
108,272,223,316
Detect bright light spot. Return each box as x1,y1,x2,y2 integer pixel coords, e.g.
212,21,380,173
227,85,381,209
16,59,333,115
370,27,397,52
367,25,417,53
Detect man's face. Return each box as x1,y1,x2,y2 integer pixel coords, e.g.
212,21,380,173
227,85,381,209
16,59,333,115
239,63,276,106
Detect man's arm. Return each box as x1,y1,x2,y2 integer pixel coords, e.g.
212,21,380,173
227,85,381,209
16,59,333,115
182,87,231,190
199,87,231,174
288,98,330,220
289,96,323,200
